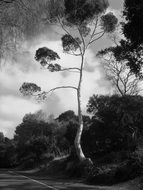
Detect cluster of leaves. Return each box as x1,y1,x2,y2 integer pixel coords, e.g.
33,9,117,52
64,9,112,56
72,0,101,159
105,40,143,77
26,136,50,162
123,0,143,45
111,0,143,76
101,12,118,33
85,95,143,158
35,47,60,64
64,0,109,25
19,82,41,96
0,137,16,168
79,25,91,37
61,34,81,52
48,64,61,72
34,47,62,72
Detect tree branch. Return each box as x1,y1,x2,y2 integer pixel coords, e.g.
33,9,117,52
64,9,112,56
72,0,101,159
45,86,78,94
78,27,86,53
60,67,80,72
93,30,104,37
89,31,105,45
57,17,83,54
86,17,98,49
65,51,82,56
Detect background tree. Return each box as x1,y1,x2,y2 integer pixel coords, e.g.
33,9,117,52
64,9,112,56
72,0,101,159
97,46,143,96
0,132,5,142
20,0,118,162
86,94,143,158
0,0,50,64
0,135,16,168
123,0,143,45
111,0,143,76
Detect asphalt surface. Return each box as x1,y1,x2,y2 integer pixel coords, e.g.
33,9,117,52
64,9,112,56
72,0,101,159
0,169,104,190
1,169,140,190
0,170,57,190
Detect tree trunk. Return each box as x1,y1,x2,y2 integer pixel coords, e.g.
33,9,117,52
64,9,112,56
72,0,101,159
74,89,86,162
74,52,87,162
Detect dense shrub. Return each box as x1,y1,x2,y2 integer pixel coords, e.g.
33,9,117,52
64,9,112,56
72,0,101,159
85,95,143,159
86,152,143,185
0,139,16,168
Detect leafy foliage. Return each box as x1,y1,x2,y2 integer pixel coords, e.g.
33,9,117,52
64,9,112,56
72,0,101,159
34,47,62,72
26,136,50,162
0,132,5,142
0,0,51,61
108,40,143,77
14,112,55,146
0,138,16,168
116,0,143,75
61,34,81,52
86,95,143,157
123,0,143,44
87,153,143,185
48,0,65,22
97,45,142,95
64,0,109,25
101,12,118,33
79,25,91,37
19,82,41,96
48,64,61,72
35,47,60,63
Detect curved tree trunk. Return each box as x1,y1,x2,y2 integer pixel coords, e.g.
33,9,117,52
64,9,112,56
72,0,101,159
74,89,86,161
74,54,86,162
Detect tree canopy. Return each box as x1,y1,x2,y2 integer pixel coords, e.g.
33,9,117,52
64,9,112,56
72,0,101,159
123,0,143,45
113,0,143,76
97,45,143,95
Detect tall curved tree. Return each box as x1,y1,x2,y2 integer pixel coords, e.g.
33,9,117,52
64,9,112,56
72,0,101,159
20,0,118,162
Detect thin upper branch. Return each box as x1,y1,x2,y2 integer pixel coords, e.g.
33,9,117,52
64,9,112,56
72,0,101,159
61,67,80,72
86,17,99,49
65,51,82,56
93,30,104,37
78,27,86,53
89,31,105,45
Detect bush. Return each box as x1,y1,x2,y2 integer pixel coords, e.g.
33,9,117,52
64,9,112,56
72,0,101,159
19,153,37,170
114,153,143,183
20,158,36,170
86,152,143,185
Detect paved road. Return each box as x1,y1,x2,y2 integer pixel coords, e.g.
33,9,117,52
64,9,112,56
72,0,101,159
1,169,135,190
0,169,106,190
0,170,57,190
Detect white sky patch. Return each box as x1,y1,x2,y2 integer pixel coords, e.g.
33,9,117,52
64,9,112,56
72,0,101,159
0,96,40,118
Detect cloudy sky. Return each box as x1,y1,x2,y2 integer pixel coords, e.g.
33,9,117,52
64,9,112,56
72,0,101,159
0,0,123,138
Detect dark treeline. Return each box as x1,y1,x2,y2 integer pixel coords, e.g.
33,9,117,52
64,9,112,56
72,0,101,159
1,94,143,183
